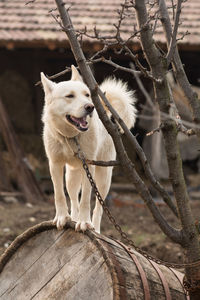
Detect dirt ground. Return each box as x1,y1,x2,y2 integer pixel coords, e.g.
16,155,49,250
1,173,200,265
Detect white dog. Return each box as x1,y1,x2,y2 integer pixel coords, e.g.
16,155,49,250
41,66,137,233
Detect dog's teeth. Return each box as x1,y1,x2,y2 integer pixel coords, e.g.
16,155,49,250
67,115,88,131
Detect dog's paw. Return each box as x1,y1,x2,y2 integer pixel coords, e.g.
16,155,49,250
75,221,94,232
53,213,71,230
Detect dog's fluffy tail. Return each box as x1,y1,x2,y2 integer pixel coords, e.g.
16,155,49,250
100,77,137,130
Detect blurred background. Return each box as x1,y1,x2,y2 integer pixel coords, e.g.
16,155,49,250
0,0,200,263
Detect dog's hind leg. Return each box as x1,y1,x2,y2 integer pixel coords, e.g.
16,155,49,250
92,166,113,233
50,162,71,230
75,166,95,232
65,166,81,222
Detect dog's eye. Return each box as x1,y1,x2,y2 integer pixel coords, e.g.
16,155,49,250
66,94,74,98
85,93,90,97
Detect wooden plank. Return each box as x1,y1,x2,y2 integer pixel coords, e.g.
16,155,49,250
33,244,112,300
0,229,113,300
0,96,45,202
0,229,64,295
0,151,12,192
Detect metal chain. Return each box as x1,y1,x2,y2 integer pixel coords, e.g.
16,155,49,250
73,137,200,291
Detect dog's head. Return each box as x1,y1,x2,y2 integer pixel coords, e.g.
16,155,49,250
41,65,94,133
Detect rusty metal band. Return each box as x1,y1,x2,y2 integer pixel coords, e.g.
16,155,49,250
169,268,190,300
149,260,172,300
86,231,127,300
115,240,151,300
103,241,127,300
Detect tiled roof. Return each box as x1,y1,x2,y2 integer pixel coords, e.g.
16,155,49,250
0,0,200,50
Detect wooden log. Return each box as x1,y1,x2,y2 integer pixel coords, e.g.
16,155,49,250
0,96,45,202
0,222,188,300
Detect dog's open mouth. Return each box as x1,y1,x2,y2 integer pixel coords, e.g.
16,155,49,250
66,115,88,132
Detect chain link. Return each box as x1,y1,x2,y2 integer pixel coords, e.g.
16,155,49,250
73,137,200,292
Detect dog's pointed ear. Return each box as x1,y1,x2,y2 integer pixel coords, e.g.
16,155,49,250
71,65,83,82
40,72,56,95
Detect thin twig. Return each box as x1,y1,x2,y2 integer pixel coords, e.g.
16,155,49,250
129,62,154,109
90,57,141,76
86,159,119,167
124,45,163,83
166,0,183,65
140,104,200,131
177,126,196,137
35,67,71,86
146,124,163,136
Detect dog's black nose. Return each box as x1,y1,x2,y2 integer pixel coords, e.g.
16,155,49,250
84,104,94,114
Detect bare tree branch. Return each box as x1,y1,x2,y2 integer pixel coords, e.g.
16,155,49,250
146,124,163,136
140,104,200,131
129,62,154,109
90,57,141,76
85,159,119,167
177,126,196,137
166,0,183,65
35,66,71,86
158,0,200,141
54,0,183,244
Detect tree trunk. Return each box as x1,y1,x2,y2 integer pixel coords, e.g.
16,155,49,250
135,1,200,298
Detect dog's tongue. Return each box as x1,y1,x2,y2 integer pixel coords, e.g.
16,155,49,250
71,116,88,128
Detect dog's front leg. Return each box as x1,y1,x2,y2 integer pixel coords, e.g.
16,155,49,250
50,161,71,229
65,166,81,222
75,166,94,232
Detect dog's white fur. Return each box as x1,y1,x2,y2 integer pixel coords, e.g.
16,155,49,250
41,66,137,233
